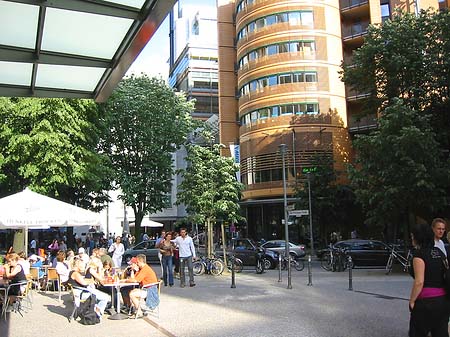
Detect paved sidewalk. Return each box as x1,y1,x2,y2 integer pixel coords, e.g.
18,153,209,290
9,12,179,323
1,266,412,337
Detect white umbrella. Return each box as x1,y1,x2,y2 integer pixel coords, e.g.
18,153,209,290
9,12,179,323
0,187,101,254
140,218,164,228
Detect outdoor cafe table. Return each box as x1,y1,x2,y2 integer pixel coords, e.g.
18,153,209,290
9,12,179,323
103,281,139,320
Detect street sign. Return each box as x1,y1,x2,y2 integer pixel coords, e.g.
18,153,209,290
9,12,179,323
302,167,317,174
289,210,309,217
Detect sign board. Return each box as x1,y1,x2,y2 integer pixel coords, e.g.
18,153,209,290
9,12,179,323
289,210,309,217
302,167,317,174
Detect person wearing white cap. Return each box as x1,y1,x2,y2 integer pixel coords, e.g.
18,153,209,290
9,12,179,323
77,247,90,266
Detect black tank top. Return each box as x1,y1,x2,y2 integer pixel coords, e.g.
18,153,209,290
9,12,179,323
9,264,27,295
67,270,86,289
413,247,446,288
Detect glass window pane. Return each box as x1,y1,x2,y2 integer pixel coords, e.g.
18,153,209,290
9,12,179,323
248,22,256,33
289,42,300,52
279,74,292,84
259,108,270,119
259,78,268,88
0,2,39,49
36,64,106,91
256,18,265,29
266,15,276,26
107,0,146,8
267,45,277,55
293,73,304,82
257,48,266,58
305,72,317,82
0,61,33,86
249,51,257,61
381,4,390,18
280,105,293,115
42,8,133,59
271,106,279,117
279,43,289,53
301,12,314,26
289,12,301,25
268,76,277,86
250,80,257,91
276,13,288,23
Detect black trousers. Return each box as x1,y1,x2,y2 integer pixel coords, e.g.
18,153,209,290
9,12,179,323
409,295,450,337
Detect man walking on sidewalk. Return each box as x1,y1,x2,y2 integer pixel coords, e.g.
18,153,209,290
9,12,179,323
172,228,196,288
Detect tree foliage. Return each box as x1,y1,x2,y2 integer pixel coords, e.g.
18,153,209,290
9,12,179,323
100,75,195,238
294,153,358,243
342,10,450,232
349,99,449,232
0,97,111,210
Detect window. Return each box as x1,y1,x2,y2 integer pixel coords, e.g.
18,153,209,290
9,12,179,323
288,12,301,25
278,43,289,53
257,48,266,58
192,19,199,35
260,169,271,182
248,22,256,33
272,168,282,181
289,42,300,52
259,107,270,119
303,41,316,52
293,103,305,114
258,77,268,89
248,51,257,61
292,73,304,83
279,73,292,84
268,75,277,86
280,105,293,115
271,106,279,117
276,13,288,23
381,4,390,21
266,15,276,25
304,72,317,82
306,103,318,114
256,18,265,29
301,11,314,26
267,45,278,55
244,114,251,125
250,80,257,92
251,111,258,122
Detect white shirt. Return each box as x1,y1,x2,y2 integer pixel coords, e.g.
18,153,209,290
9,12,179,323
19,259,30,275
173,235,196,258
55,261,70,283
435,239,447,256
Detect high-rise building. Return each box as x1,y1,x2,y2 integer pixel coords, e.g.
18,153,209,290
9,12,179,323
217,0,441,240
169,0,218,121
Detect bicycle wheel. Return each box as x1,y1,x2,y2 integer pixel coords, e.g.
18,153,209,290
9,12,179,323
263,258,272,270
321,253,332,271
292,258,305,271
193,261,205,276
385,254,394,275
210,260,224,276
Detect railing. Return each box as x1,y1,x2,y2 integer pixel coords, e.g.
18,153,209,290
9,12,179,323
340,0,369,11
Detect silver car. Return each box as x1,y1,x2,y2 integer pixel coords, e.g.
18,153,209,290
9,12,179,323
261,240,306,258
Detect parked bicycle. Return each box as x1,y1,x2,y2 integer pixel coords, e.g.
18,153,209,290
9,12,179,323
280,254,305,271
385,247,412,275
226,255,243,273
321,246,349,272
193,255,225,276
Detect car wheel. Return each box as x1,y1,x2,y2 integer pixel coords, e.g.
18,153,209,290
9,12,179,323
263,258,272,270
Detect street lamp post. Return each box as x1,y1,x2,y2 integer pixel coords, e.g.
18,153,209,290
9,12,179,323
306,173,315,257
279,144,292,289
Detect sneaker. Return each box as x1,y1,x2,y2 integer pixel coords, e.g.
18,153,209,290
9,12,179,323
190,283,196,287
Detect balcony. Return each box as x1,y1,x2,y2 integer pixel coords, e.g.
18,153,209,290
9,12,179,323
342,22,369,47
340,0,369,20
348,114,378,133
345,87,370,101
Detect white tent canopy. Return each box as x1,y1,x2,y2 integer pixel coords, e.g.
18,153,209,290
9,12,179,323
0,187,101,254
140,218,164,228
0,187,101,228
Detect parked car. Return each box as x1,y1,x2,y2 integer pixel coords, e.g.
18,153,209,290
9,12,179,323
261,240,306,259
228,238,279,269
332,239,391,268
123,240,160,264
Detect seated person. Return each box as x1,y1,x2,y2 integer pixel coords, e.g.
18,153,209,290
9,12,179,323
77,247,90,267
102,260,113,278
17,251,30,276
54,251,70,287
1,253,27,305
68,258,110,318
98,248,114,268
122,254,158,318
29,254,45,284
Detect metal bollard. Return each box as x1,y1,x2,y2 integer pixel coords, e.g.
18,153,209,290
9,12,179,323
231,255,236,288
348,255,353,291
278,253,282,282
307,255,313,286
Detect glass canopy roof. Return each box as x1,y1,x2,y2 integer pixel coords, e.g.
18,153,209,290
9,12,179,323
0,0,175,102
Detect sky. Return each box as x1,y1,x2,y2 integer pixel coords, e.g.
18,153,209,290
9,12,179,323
126,16,170,79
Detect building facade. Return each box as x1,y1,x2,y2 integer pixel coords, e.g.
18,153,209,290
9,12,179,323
217,0,443,241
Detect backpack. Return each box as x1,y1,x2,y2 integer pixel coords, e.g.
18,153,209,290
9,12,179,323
76,293,100,325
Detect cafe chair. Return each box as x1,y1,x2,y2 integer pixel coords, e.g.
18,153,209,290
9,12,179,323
44,268,59,293
68,285,91,322
131,280,162,319
1,280,29,319
29,267,42,290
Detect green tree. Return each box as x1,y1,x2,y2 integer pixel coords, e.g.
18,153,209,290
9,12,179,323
348,99,449,240
0,97,111,210
100,75,195,239
294,153,357,244
176,141,244,256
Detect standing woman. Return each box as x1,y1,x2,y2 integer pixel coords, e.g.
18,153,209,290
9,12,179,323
409,223,450,337
159,232,175,287
108,236,125,268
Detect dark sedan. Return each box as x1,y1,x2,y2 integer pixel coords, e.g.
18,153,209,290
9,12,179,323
227,238,279,269
333,239,391,268
123,240,160,264
261,240,306,258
